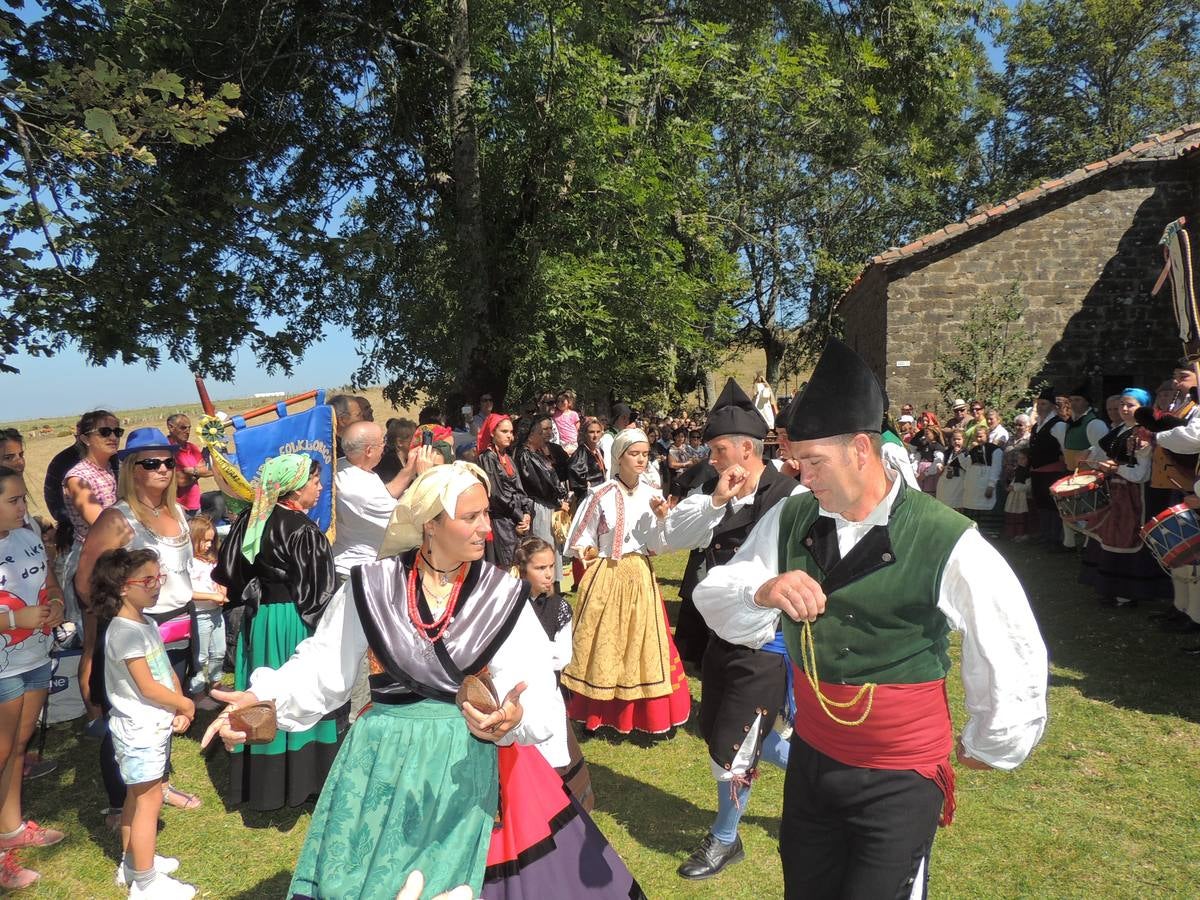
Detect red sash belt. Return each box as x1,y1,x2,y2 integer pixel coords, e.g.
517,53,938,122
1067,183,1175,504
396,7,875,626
792,666,957,825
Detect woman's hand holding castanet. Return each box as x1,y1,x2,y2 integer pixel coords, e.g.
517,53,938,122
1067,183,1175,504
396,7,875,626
461,681,526,742
200,688,260,751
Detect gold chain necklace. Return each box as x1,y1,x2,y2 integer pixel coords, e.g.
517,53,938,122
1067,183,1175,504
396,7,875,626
798,620,876,727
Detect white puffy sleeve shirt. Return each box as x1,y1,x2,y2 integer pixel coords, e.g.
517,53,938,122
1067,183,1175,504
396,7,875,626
247,582,568,763
693,481,1048,770
1086,427,1152,484
663,480,808,552
564,479,669,558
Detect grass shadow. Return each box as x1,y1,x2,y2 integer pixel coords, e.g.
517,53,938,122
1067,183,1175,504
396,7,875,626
229,869,294,899
587,761,778,855
1003,541,1200,724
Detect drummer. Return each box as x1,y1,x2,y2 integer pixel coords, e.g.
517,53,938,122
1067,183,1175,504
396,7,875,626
1137,367,1200,641
1060,385,1109,552
1078,388,1170,608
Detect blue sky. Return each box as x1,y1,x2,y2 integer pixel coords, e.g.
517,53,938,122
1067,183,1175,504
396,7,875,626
0,330,363,420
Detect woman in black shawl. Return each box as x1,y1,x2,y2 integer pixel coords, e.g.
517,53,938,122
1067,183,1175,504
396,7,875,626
476,413,532,569
516,414,571,587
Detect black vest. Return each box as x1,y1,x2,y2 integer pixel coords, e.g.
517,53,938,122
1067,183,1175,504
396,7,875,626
701,464,798,568
1028,416,1064,468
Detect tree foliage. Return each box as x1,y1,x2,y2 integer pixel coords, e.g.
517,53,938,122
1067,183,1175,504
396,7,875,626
2,0,1198,411
0,1,245,372
994,0,1200,193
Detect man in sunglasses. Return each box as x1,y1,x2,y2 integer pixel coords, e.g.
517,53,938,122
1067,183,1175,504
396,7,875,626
166,414,212,519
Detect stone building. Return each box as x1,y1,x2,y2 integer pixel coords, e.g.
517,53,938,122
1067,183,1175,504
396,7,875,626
838,124,1200,410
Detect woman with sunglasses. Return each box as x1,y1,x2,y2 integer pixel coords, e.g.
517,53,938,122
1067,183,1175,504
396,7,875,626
61,410,121,726
76,427,207,820
213,453,340,811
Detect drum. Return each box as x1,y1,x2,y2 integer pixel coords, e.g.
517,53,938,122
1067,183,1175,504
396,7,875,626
1139,504,1200,569
1049,472,1110,529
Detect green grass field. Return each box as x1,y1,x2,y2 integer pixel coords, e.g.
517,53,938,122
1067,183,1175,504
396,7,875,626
15,541,1200,898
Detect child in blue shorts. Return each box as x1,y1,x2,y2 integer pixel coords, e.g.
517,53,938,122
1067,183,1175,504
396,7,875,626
93,547,195,899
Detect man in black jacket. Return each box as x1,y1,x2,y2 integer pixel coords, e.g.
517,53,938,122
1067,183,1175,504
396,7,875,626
664,379,803,880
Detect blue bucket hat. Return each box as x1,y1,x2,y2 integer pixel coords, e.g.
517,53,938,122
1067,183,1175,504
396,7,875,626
118,427,175,460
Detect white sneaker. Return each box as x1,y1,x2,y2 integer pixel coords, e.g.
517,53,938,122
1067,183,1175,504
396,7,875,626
115,856,181,887
128,873,195,900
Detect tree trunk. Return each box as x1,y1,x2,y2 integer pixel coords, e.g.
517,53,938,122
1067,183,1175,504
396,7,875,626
448,0,491,400
762,324,785,390
702,368,716,408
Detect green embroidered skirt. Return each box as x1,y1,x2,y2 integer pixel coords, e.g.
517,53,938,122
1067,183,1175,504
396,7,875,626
289,699,498,899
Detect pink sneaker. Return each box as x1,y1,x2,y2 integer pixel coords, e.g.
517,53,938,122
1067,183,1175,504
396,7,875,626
0,851,39,890
0,820,65,850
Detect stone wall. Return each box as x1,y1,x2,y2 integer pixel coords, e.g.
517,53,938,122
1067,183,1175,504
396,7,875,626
841,156,1200,411
839,264,888,375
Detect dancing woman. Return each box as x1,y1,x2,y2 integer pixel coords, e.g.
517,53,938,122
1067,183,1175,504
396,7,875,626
203,463,642,899
561,430,691,734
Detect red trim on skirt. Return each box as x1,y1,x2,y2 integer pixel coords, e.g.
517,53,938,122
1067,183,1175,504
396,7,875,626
567,614,691,734
486,744,572,869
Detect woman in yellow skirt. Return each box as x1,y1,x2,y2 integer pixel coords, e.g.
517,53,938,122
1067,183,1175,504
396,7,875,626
562,429,691,733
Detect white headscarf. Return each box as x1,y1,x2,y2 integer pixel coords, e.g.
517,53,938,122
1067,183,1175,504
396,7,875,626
610,428,649,468
377,461,490,559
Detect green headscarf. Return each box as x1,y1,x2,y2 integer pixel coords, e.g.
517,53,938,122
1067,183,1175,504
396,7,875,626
240,453,313,562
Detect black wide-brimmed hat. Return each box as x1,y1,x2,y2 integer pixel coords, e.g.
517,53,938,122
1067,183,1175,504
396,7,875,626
779,339,884,441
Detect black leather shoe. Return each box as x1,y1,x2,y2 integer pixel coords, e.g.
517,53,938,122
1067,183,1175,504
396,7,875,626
677,833,744,880
1181,643,1200,656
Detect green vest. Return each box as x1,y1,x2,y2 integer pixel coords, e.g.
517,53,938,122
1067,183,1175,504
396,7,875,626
777,484,971,685
1064,409,1098,451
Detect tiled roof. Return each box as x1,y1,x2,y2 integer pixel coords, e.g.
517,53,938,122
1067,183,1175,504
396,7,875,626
841,123,1200,294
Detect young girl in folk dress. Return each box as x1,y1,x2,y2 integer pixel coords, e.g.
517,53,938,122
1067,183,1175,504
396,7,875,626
515,537,594,810
561,429,690,734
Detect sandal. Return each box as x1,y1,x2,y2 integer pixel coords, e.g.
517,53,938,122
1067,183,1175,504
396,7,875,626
162,784,202,810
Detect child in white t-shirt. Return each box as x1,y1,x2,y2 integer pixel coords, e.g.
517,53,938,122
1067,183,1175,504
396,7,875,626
92,548,195,899
186,516,226,707
0,467,67,890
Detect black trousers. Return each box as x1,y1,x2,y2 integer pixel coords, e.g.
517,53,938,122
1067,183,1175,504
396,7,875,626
781,738,943,900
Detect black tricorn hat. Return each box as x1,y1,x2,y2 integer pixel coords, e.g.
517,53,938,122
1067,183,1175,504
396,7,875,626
703,378,767,441
779,339,884,441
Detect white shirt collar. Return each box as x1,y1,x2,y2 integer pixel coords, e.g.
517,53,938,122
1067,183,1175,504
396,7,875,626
817,468,901,528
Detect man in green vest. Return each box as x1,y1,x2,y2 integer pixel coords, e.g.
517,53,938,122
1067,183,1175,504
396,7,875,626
694,339,1048,900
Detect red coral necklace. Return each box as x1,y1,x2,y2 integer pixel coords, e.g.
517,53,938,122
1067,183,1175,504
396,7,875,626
407,557,466,644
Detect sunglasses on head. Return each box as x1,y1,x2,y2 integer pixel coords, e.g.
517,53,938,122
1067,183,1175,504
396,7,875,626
88,427,125,438
133,457,176,471
124,573,168,589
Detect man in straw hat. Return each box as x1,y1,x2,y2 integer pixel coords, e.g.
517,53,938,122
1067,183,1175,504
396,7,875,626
694,339,1048,899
